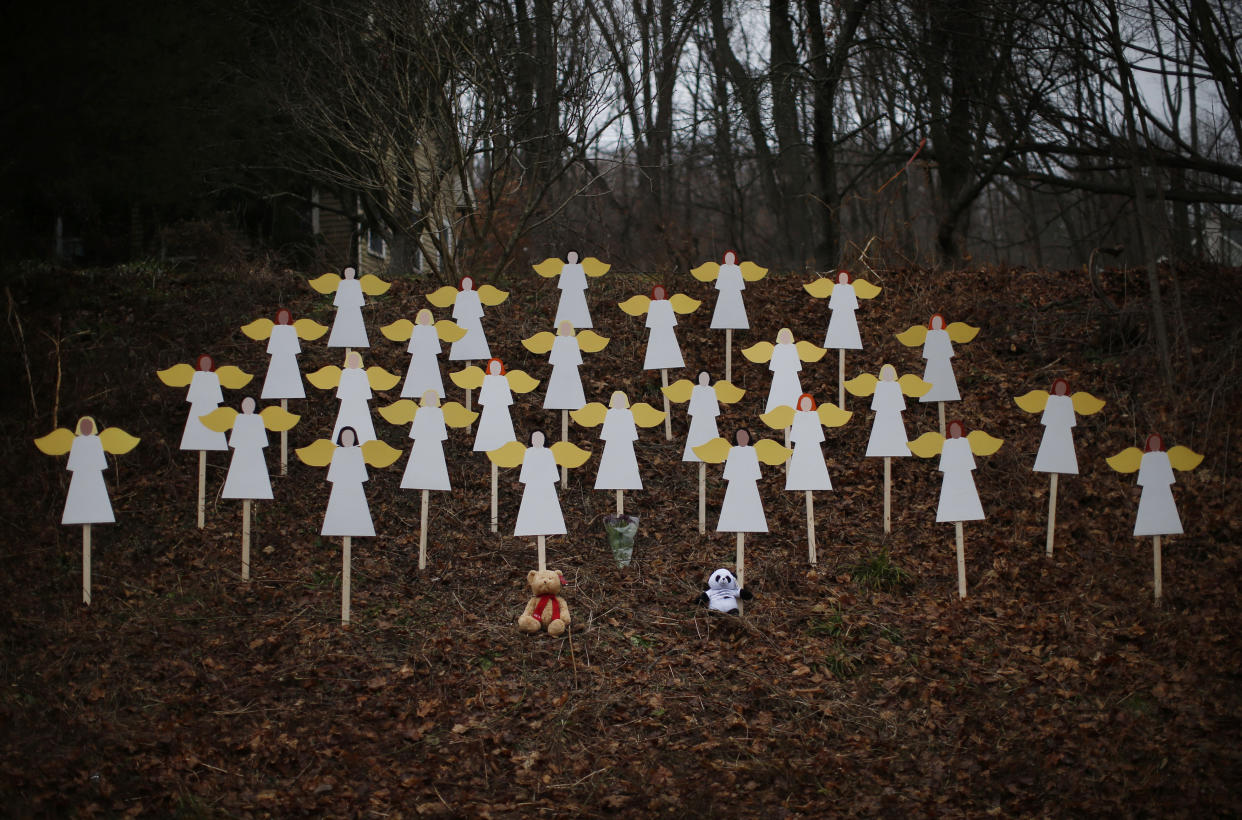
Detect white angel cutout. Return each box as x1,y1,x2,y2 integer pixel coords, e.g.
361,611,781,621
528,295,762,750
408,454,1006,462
618,285,702,439
844,364,932,533
488,432,592,570
308,266,392,349
909,421,1004,598
521,321,610,413
199,398,300,580
35,417,140,604
451,359,541,532
1108,435,1204,602
296,429,402,624
378,392,478,569
804,271,882,408
380,308,467,400
897,314,979,433
1015,379,1107,556
760,395,851,564
742,328,828,413
426,275,509,364
572,392,665,514
157,355,253,529
691,250,769,381
662,372,746,533
533,251,610,328
307,350,400,445
694,429,792,612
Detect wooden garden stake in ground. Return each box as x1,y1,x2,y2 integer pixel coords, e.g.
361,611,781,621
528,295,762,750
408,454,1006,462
699,463,707,534
197,450,207,529
955,522,967,598
419,489,430,569
341,535,352,624
884,457,892,534
805,492,816,564
736,532,746,615
242,500,252,580
82,524,91,604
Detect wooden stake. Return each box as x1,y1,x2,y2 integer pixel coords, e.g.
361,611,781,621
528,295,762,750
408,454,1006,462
418,489,429,570
725,329,733,383
241,499,251,581
280,399,288,476
955,521,967,599
838,349,846,410
616,489,624,516
883,457,892,534
735,532,746,615
698,463,706,535
1152,535,1162,602
490,461,498,533
806,490,817,565
537,534,546,572
784,427,791,475
1045,473,1059,557
197,450,206,529
938,401,946,435
341,536,351,624
661,369,672,440
561,409,569,483
82,524,91,605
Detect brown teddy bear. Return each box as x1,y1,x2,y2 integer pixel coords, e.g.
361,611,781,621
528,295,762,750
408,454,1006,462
517,569,571,636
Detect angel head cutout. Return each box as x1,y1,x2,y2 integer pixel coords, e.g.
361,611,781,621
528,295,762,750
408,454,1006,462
1014,378,1106,475
1107,435,1203,537
36,418,141,526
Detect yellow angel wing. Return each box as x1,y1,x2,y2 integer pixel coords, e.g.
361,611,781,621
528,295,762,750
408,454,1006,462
450,366,485,390
754,438,792,465
442,401,478,428
378,399,418,426
477,284,508,306
692,437,731,463
533,257,563,278
307,365,343,390
435,320,467,342
853,279,882,299
1014,390,1050,414
741,341,775,363
844,373,879,397
895,325,928,347
582,257,610,278
1106,447,1143,474
1071,392,1107,416
661,379,694,404
898,374,933,398
576,329,609,353
759,406,794,430
98,427,141,455
366,367,401,392
551,441,592,468
308,272,341,294
690,261,720,282
505,370,540,394
259,405,300,432
216,366,253,390
1167,446,1204,472
522,331,556,355
713,380,745,404
966,430,1004,456
630,403,666,428
426,285,458,308
294,318,329,340
156,363,195,388
669,294,702,314
34,428,75,456
358,274,391,296
947,322,980,343
795,340,828,362
199,406,239,433
571,402,608,428
296,438,336,467
907,432,946,459
817,403,852,428
803,278,834,299
618,294,651,316
487,440,527,468
739,261,768,282
361,439,403,468
381,319,415,342
240,318,274,340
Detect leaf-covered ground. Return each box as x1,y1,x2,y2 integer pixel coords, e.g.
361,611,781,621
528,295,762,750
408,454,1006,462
1,258,1239,818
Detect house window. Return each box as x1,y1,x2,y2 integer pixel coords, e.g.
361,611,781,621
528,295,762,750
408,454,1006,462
366,228,387,258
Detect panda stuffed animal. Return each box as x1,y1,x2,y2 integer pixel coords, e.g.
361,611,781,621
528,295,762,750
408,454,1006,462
696,568,754,614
